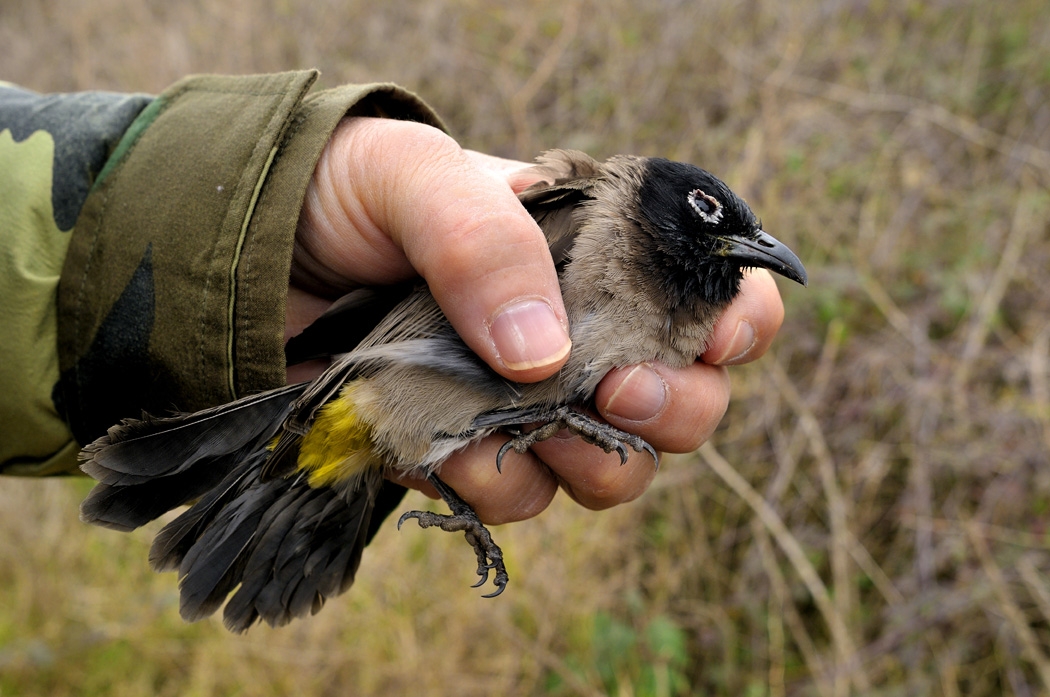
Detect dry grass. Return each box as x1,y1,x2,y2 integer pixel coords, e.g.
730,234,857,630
3,0,1050,694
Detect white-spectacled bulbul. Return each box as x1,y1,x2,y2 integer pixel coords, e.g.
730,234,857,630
79,150,807,632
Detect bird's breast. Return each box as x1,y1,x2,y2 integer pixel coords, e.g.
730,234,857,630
554,297,718,402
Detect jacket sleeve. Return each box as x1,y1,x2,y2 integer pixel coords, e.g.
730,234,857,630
0,71,445,476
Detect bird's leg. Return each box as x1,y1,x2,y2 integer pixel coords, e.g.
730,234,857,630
397,473,508,598
496,405,659,472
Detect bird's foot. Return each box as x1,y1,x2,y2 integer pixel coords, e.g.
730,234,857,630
496,406,659,472
398,472,508,598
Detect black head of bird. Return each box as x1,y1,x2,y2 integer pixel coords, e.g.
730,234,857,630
632,157,807,307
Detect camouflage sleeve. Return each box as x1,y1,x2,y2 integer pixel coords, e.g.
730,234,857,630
0,71,445,476
0,83,153,475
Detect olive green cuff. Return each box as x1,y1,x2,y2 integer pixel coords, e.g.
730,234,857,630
234,78,447,396
56,71,445,446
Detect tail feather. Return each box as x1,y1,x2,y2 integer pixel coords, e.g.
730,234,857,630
240,474,377,630
220,483,318,629
272,493,334,621
147,456,262,572
131,449,380,633
176,460,285,622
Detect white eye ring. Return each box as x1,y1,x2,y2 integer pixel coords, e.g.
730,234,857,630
688,189,723,224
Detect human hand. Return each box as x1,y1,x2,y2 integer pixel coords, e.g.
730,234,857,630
289,116,786,524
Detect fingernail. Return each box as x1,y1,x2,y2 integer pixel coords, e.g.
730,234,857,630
603,364,668,422
712,319,756,365
489,299,571,371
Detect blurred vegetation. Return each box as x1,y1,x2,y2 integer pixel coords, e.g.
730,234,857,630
3,0,1050,694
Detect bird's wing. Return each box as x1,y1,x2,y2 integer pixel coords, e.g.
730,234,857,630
275,288,460,435
284,283,416,365
518,149,605,266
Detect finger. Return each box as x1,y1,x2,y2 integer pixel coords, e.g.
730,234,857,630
701,269,785,366
529,435,658,511
392,436,559,525
523,360,730,511
306,117,571,383
596,361,731,454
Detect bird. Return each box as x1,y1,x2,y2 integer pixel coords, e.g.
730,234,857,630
78,149,807,633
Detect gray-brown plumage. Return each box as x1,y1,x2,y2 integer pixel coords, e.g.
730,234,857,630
79,150,807,632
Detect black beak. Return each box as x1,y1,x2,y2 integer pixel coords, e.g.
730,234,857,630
717,230,808,286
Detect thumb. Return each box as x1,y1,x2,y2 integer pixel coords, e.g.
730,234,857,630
297,117,571,383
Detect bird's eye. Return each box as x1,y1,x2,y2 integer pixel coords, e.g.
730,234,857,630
688,189,723,225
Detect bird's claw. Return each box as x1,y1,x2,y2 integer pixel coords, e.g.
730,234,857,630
495,439,515,474
641,441,660,468
496,406,659,470
481,582,506,599
400,474,509,598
